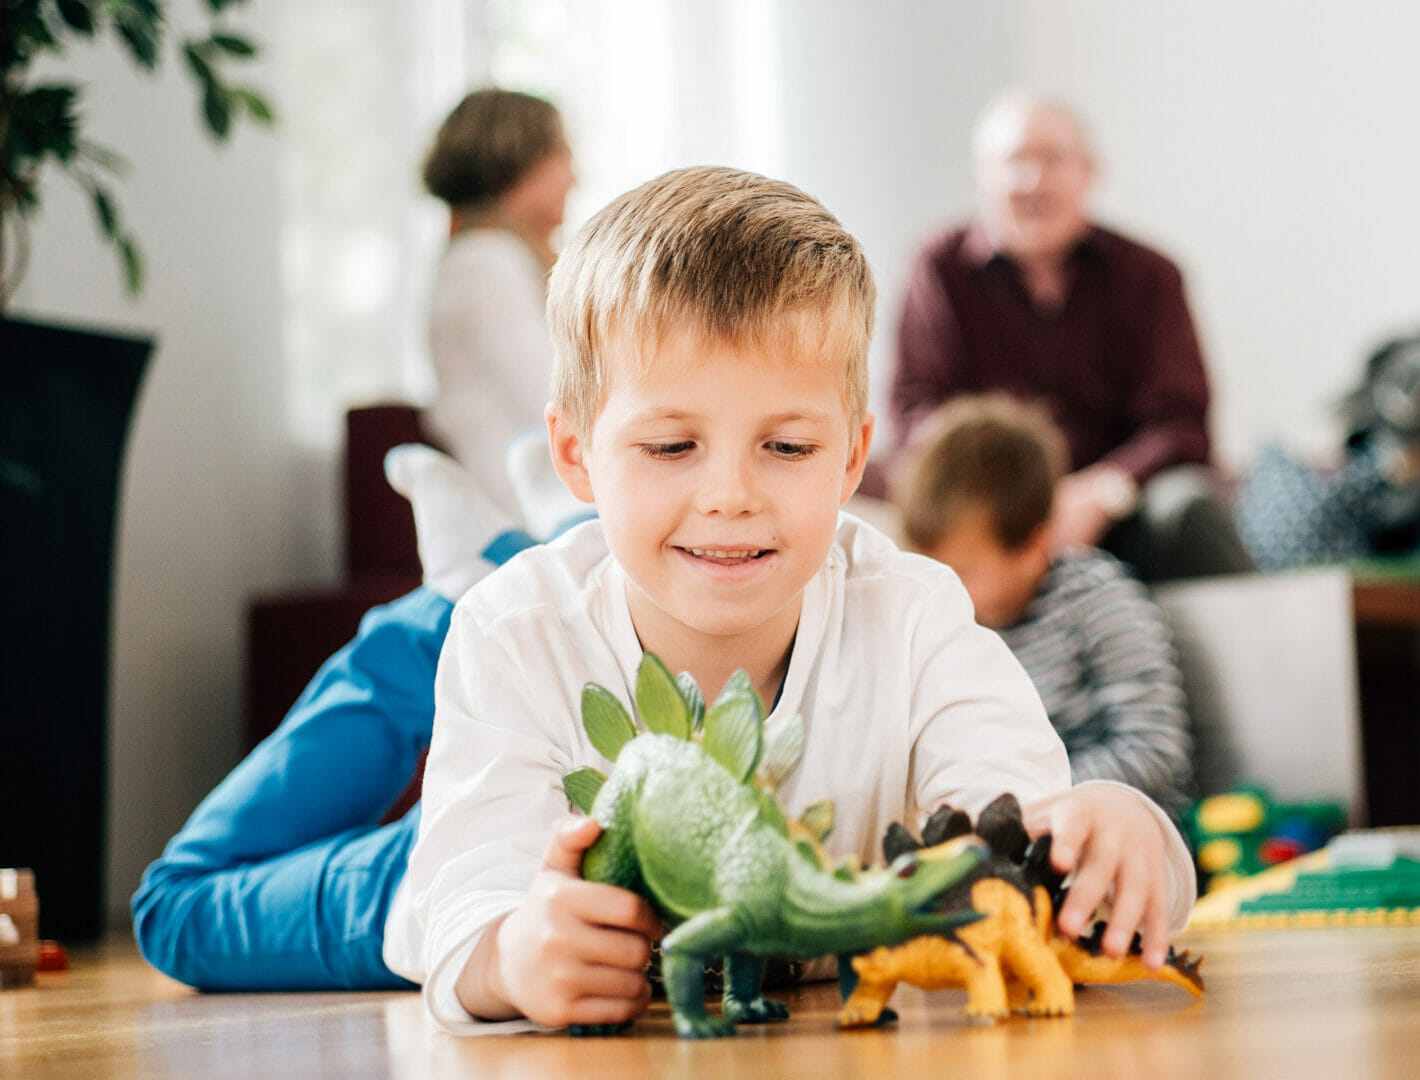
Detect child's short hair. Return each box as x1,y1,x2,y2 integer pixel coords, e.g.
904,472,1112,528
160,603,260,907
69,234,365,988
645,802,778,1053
547,166,875,433
423,88,564,209
898,394,1067,552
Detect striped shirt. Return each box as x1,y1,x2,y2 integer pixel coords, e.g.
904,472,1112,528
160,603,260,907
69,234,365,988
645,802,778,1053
999,548,1194,819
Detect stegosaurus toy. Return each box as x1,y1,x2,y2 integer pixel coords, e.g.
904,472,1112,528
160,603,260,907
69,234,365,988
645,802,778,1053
562,653,987,1039
837,794,1205,1027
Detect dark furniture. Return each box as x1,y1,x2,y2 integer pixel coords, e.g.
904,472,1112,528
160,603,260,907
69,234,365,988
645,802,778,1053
244,404,430,750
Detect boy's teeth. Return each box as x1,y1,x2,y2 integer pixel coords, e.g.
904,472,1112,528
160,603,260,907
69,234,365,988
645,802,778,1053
689,548,759,559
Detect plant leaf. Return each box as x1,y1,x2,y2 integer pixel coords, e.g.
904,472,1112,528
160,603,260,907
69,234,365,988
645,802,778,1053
563,767,606,815
231,87,275,124
202,83,232,139
715,668,754,705
674,671,705,732
55,0,96,34
702,691,763,783
635,653,690,739
798,799,835,844
210,34,256,57
118,237,143,296
183,42,216,84
114,11,161,69
581,684,636,762
12,86,82,162
756,712,804,791
91,187,118,237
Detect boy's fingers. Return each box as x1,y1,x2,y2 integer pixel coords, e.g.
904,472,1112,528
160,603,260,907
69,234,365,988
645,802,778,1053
540,815,603,876
561,961,651,1003
1054,842,1115,939
577,922,657,972
566,983,653,1027
1100,852,1147,957
566,880,662,938
1138,888,1171,969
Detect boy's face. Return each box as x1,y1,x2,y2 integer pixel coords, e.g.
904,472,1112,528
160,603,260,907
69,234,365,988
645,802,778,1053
549,326,872,663
926,506,1049,630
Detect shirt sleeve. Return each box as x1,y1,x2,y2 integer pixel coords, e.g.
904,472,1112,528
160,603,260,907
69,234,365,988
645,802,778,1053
905,578,1074,818
1063,565,1195,818
397,604,576,1035
1104,257,1213,483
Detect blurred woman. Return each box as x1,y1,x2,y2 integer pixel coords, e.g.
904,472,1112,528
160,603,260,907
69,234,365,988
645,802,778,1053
422,88,575,520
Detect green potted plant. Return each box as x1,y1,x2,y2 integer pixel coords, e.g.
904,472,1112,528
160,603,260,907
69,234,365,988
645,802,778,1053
0,0,273,942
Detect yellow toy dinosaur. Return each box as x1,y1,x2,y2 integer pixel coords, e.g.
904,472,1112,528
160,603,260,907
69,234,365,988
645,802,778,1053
837,794,1204,1027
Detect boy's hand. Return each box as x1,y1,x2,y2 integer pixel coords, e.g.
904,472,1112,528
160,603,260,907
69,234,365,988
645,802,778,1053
1021,785,1171,969
456,816,663,1027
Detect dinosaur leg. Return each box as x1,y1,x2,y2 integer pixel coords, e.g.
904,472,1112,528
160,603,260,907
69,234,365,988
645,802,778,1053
836,950,900,1028
836,952,898,1026
837,979,898,1028
722,953,788,1024
1002,886,1073,1016
661,909,744,1038
962,961,1010,1020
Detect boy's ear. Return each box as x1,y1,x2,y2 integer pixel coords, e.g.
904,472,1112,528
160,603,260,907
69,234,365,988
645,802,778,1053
545,403,596,504
839,412,876,505
1026,520,1056,562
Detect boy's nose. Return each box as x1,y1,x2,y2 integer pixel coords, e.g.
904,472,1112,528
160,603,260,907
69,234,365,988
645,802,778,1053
694,454,760,517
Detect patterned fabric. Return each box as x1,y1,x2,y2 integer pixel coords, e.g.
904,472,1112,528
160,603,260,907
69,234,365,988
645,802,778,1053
999,549,1194,820
1234,444,1387,571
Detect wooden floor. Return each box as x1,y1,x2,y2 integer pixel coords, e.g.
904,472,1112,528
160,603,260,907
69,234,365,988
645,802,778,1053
5,927,1420,1079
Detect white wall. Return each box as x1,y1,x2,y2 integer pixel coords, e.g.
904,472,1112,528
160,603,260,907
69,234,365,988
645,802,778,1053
13,1,1420,927
774,1,1014,452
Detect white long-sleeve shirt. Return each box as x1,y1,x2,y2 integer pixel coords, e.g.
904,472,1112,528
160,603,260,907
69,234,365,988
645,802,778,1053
383,514,1195,1033
422,228,552,521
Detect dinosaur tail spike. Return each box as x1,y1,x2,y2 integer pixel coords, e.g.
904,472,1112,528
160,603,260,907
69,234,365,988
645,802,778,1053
1167,947,1206,992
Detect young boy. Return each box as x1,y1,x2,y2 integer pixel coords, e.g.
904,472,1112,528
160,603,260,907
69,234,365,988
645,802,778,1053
385,167,1196,1034
896,394,1194,819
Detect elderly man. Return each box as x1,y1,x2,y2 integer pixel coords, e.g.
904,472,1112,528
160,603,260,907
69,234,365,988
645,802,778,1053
889,90,1250,581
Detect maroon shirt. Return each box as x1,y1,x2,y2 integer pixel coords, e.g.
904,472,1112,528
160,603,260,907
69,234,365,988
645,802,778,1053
889,222,1212,484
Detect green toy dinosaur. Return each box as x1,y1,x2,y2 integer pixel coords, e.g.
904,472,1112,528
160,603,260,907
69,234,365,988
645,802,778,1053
561,652,986,1039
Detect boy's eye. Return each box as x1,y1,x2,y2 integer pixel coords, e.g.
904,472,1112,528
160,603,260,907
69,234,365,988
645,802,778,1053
767,441,816,459
641,441,695,459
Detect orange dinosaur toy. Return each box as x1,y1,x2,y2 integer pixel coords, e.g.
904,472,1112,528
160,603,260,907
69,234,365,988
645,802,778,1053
837,794,1204,1027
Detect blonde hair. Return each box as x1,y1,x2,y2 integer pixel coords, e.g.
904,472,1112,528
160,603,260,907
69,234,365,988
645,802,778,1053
422,88,564,210
547,166,875,433
898,394,1067,552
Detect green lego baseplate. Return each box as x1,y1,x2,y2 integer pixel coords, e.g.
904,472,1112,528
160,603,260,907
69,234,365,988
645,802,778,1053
1189,830,1420,929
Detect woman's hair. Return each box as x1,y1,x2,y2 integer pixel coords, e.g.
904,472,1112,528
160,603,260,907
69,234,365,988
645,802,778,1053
422,88,564,209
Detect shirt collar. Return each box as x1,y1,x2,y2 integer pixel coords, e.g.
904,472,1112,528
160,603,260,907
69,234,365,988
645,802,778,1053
963,221,1103,271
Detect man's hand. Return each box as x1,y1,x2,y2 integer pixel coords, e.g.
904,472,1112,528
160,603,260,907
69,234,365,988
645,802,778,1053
1021,784,1171,969
1052,466,1138,548
455,816,662,1027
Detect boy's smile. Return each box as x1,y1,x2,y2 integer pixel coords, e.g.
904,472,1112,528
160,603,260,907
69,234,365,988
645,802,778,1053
548,325,873,693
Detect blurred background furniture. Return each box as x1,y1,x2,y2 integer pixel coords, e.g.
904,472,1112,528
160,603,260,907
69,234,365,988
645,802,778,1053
244,404,430,750
1154,569,1366,824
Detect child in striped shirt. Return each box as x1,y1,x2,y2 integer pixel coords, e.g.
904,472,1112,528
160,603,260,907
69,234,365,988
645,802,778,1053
896,394,1194,819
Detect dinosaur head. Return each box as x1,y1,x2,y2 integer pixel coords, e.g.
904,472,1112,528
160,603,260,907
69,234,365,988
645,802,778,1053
884,834,990,934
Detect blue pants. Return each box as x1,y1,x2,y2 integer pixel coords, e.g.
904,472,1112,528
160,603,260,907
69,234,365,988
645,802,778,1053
131,588,453,991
